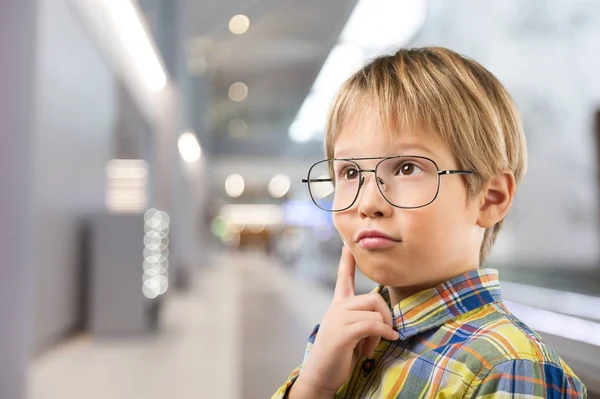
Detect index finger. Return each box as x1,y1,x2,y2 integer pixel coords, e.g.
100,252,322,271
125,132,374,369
333,245,356,302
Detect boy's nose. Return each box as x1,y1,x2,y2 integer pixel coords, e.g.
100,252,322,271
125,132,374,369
357,173,393,219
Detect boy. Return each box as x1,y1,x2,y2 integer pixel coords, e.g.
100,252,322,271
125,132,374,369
272,47,587,398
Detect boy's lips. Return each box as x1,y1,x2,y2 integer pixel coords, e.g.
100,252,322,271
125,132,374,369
355,230,401,249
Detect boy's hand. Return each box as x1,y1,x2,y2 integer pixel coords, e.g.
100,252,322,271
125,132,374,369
291,246,399,397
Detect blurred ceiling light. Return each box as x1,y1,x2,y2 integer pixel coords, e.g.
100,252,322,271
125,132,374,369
289,120,312,143
289,0,426,143
288,45,364,142
228,82,248,101
268,174,291,198
178,131,202,163
225,174,245,197
313,44,365,100
228,118,248,138
104,0,167,92
341,0,426,51
106,159,148,180
229,14,250,35
289,93,330,142
106,159,148,213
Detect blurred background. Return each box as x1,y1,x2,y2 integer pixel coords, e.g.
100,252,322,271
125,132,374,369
1,0,600,398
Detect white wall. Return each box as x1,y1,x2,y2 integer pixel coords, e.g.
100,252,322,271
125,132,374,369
0,2,39,397
31,0,116,351
411,0,600,268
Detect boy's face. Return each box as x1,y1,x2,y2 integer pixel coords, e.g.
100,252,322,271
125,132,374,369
332,112,484,294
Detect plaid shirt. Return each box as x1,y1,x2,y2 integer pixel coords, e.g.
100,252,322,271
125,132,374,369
272,269,587,398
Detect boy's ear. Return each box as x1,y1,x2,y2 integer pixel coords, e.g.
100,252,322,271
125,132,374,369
477,171,516,229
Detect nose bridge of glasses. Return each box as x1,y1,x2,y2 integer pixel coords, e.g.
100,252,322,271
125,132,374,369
356,169,387,203
358,168,376,187
360,168,388,187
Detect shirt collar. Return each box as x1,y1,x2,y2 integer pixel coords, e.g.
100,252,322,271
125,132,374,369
374,268,503,340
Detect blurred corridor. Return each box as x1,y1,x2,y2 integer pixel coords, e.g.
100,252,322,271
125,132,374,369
29,252,308,399
25,251,330,399
2,0,600,398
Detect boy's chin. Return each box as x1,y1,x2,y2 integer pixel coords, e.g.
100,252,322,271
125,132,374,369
357,263,411,288
356,256,431,289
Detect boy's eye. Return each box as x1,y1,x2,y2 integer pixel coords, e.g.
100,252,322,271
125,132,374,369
341,166,359,180
396,162,423,176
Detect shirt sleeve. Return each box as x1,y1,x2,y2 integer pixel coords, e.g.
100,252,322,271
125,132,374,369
469,358,587,399
271,324,321,399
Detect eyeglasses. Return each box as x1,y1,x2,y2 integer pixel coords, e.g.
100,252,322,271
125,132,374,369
301,156,475,212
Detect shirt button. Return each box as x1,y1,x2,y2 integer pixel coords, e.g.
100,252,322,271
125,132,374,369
362,358,376,377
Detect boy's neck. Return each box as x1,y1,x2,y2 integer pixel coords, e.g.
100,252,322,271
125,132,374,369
386,265,479,307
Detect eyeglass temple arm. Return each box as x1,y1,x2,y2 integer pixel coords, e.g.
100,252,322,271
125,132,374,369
438,170,474,176
302,178,332,183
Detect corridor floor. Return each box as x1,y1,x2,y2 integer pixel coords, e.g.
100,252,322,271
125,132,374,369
28,252,326,399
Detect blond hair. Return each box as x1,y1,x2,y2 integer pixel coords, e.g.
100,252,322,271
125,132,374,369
324,47,527,265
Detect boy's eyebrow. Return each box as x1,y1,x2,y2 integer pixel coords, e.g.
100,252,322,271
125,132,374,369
398,143,437,157
334,143,438,158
